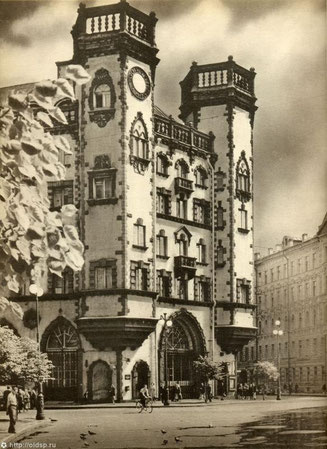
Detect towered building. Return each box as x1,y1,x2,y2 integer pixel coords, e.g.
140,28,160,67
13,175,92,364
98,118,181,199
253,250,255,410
238,214,327,393
1,0,258,402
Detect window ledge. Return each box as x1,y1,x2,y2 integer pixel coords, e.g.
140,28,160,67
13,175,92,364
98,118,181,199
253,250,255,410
88,198,118,206
196,261,209,266
132,244,148,251
157,213,211,230
158,296,213,307
195,183,208,190
156,255,169,260
238,227,250,234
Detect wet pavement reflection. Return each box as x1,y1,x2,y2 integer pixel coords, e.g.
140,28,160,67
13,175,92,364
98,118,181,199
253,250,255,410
237,407,327,448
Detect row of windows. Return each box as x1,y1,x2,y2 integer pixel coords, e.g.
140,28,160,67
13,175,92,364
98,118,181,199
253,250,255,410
241,336,325,362
259,252,321,284
259,307,324,334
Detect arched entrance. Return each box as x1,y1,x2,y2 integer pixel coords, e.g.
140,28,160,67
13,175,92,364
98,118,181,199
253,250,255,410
41,317,80,401
132,360,150,399
88,360,112,402
159,310,206,399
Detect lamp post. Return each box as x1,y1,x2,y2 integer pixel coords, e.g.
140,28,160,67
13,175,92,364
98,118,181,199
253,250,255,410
273,319,283,401
159,313,173,406
29,284,45,420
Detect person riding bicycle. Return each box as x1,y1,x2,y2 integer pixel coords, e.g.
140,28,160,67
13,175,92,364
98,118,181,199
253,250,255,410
139,384,150,408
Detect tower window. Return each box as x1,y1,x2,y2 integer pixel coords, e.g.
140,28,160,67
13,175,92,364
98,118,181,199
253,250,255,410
236,278,251,303
88,154,117,205
195,166,207,188
133,219,146,249
48,181,73,211
130,261,149,291
238,206,249,233
130,117,149,160
176,278,188,300
236,151,251,201
157,188,171,215
157,270,172,297
216,240,225,267
89,259,117,290
94,84,111,108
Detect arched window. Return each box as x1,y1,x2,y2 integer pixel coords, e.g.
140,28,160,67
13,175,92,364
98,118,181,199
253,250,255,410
131,119,149,160
178,234,188,256
236,152,250,200
176,159,189,179
94,84,111,108
195,166,207,187
156,154,170,176
166,322,192,351
44,318,80,400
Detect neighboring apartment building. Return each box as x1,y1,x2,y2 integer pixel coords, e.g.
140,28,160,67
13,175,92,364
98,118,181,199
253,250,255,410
0,1,257,402
238,214,327,393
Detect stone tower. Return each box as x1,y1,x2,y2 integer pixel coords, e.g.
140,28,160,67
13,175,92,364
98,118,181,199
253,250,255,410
57,0,160,401
179,57,257,365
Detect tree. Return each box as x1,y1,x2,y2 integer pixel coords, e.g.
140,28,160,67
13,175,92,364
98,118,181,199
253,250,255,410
193,355,225,383
0,65,90,318
0,325,53,385
254,360,279,384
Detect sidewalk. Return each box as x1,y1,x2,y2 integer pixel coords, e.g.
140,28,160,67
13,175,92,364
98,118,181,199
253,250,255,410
0,410,50,446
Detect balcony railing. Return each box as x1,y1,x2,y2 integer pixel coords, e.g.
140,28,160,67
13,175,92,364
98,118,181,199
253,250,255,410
154,115,213,153
72,2,157,46
174,255,197,280
175,177,194,194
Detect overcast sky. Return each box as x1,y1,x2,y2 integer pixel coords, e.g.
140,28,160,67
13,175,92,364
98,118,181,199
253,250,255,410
0,0,326,253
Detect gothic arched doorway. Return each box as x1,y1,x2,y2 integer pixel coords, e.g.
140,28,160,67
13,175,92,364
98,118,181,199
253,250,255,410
159,311,206,399
132,360,150,399
41,317,80,401
88,360,112,402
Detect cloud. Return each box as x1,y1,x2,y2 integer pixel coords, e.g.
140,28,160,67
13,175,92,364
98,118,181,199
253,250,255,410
0,0,325,250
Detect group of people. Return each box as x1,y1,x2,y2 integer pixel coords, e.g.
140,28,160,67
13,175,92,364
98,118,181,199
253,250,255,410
3,385,38,433
236,382,257,400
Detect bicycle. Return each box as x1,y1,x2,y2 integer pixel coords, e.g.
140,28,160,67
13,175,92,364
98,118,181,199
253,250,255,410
135,397,153,413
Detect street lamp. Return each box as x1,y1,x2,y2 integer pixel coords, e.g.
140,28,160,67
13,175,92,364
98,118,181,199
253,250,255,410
159,313,173,406
29,284,45,420
273,319,283,401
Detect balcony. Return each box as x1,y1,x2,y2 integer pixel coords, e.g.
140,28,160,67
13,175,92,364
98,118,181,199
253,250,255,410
174,255,197,280
215,325,257,354
179,56,257,122
77,316,158,350
175,177,194,195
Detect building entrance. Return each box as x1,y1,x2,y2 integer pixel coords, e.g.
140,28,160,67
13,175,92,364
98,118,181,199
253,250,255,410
159,311,206,399
132,360,150,399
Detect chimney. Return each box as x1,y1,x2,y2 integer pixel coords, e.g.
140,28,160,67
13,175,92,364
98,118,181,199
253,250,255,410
268,248,273,255
275,244,282,252
254,252,261,261
302,233,308,242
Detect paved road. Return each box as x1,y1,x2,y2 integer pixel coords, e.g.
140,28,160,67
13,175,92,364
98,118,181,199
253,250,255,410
14,397,327,448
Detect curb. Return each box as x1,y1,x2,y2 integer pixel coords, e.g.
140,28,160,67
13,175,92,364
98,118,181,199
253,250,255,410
2,419,51,445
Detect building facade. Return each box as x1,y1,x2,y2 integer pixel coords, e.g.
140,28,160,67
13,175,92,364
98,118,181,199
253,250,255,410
238,215,327,393
1,1,257,402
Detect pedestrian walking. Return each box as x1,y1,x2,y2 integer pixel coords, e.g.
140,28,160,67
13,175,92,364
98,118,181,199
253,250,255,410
262,384,266,400
149,382,156,401
199,383,205,401
248,383,253,400
6,386,18,433
251,383,257,400
109,384,116,404
24,388,30,410
2,386,11,411
175,382,182,402
205,383,212,403
30,387,37,410
17,387,24,413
